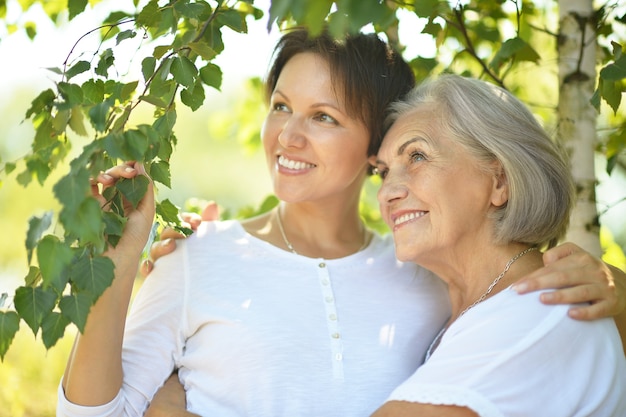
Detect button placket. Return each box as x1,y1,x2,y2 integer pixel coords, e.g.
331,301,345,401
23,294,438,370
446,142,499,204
317,260,344,380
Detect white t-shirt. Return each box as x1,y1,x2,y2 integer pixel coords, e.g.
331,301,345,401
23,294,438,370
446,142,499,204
57,220,451,417
386,285,626,416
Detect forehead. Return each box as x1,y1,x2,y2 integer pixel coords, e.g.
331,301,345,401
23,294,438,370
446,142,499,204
380,108,437,154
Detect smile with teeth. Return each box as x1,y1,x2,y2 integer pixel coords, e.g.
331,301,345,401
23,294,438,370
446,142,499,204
394,211,427,226
278,155,316,170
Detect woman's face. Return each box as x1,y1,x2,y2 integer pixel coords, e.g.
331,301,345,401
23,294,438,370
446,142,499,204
261,52,371,205
375,107,507,265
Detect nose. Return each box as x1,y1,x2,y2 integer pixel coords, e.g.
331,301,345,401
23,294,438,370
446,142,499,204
377,169,409,207
278,114,307,149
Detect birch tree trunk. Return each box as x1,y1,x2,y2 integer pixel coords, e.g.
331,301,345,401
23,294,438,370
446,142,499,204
558,0,602,256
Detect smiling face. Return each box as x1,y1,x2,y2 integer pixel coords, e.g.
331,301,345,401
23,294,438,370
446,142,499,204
375,107,508,266
261,52,371,205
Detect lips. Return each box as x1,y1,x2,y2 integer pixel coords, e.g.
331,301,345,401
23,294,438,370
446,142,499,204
278,155,316,170
392,211,427,227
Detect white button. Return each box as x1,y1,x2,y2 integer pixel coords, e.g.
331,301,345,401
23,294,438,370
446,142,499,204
329,313,337,320
321,279,329,286
325,296,334,303
332,333,340,339
319,262,326,268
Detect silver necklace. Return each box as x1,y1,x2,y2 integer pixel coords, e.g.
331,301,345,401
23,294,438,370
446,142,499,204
275,208,369,255
458,246,538,317
425,246,538,361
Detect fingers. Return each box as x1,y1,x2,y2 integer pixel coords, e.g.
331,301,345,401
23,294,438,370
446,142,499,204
140,238,177,278
96,162,141,185
179,213,203,231
201,201,219,221
149,238,176,260
568,301,612,321
140,259,153,277
541,241,582,264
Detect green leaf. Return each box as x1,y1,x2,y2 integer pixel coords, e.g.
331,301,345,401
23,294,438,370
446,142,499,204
68,0,88,20
490,37,540,71
25,89,55,119
115,175,150,209
139,94,168,108
25,211,53,264
70,254,115,302
142,56,157,82
174,1,208,20
188,41,217,61
67,106,87,136
149,160,171,188
60,198,106,247
95,48,115,78
199,63,222,90
36,235,74,290
116,29,136,45
170,56,198,88
41,312,70,349
156,199,181,224
14,286,57,335
58,82,84,108
180,81,205,111
65,60,90,80
0,311,20,361
267,0,291,30
53,168,90,213
88,100,112,132
599,54,626,81
103,211,127,246
24,266,41,287
81,79,105,104
137,0,161,28
59,293,92,333
600,77,622,114
216,9,247,33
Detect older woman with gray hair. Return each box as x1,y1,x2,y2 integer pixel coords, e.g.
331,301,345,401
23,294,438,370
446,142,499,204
371,74,626,417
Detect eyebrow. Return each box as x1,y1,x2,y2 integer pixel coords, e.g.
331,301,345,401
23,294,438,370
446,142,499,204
375,137,424,166
272,89,343,113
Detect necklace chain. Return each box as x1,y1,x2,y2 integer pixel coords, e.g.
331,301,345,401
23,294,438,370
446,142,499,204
275,207,369,255
458,246,538,318
425,246,538,361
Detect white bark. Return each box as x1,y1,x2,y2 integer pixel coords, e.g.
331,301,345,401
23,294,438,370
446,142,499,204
557,0,602,256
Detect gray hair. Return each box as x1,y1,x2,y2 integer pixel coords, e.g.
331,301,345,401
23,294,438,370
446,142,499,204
387,74,574,249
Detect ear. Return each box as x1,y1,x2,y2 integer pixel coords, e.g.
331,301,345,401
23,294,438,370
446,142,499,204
490,161,508,207
367,155,378,167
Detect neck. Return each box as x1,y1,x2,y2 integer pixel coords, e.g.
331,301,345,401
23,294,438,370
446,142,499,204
274,203,370,259
429,244,543,321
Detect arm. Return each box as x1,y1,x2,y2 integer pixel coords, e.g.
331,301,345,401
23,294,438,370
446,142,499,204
62,163,155,405
371,401,477,417
513,242,626,352
144,373,201,417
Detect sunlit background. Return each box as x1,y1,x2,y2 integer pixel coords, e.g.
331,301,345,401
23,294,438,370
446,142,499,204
0,1,624,416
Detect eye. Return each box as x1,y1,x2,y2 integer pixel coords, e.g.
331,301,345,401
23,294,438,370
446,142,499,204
272,102,290,112
373,166,388,180
314,112,338,124
409,151,427,163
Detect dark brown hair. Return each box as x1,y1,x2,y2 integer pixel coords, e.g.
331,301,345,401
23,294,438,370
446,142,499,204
265,28,416,161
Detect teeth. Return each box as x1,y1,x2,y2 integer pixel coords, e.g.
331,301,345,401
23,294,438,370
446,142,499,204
394,211,426,226
278,155,315,170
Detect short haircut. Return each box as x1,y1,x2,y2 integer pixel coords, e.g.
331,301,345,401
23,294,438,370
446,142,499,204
387,74,574,248
265,28,416,160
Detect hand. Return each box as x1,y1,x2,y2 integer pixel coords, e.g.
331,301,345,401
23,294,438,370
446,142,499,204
144,372,200,417
93,162,155,258
513,242,626,320
140,201,219,276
